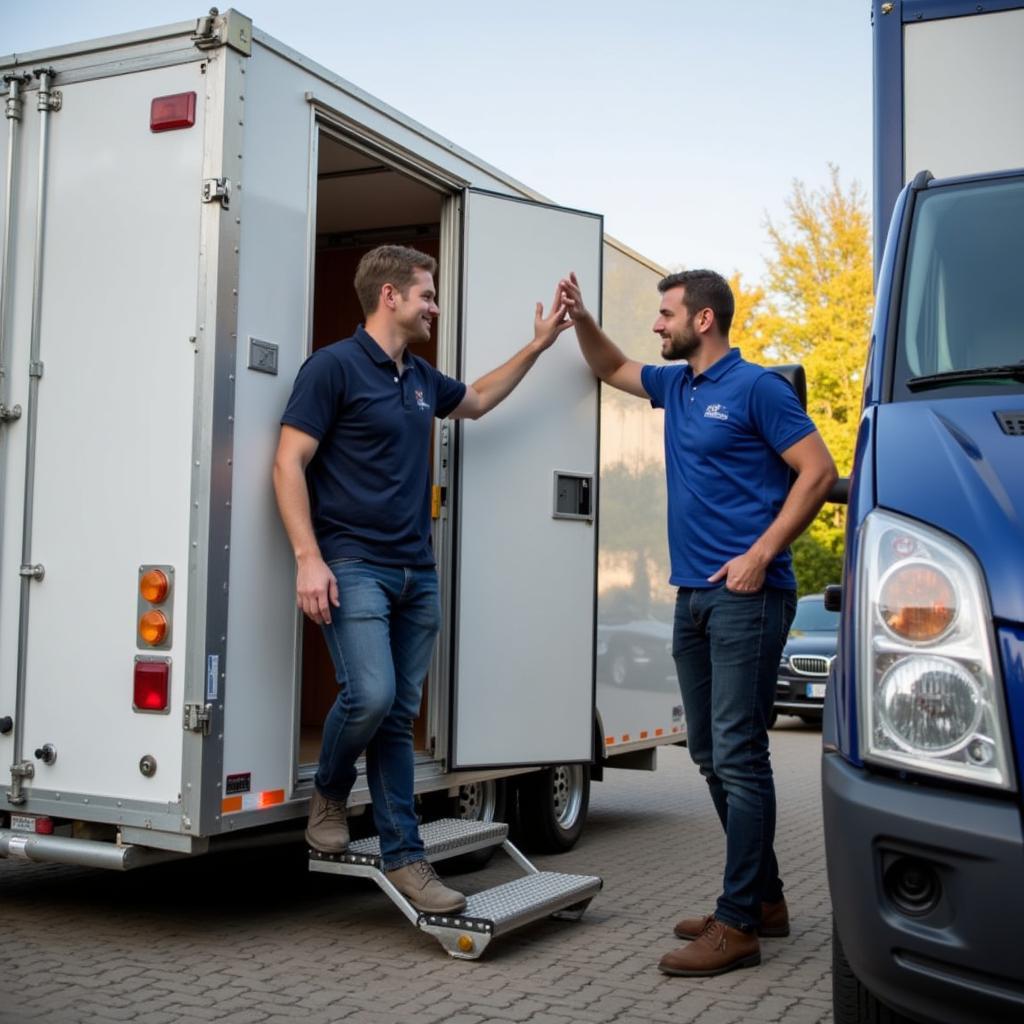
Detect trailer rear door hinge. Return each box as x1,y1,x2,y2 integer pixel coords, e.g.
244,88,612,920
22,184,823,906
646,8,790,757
18,564,44,581
0,403,22,422
202,177,231,209
183,702,213,736
192,9,253,56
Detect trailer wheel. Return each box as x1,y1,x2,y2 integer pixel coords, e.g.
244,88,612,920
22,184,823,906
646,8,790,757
517,764,590,854
444,779,509,872
833,918,913,1024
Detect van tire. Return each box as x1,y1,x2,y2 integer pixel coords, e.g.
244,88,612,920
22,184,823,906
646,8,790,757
517,765,589,854
833,918,914,1024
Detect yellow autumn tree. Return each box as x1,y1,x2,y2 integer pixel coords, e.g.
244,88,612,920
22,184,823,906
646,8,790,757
732,166,873,594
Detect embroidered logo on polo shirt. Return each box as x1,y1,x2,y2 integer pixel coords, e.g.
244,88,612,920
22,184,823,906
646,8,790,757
414,389,428,411
704,403,729,421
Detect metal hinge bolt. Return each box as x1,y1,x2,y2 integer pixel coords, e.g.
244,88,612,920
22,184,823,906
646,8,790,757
0,403,22,422
7,760,35,804
183,702,213,736
202,177,231,209
19,564,44,581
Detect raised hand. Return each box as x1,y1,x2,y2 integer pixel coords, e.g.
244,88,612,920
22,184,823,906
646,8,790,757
532,283,574,351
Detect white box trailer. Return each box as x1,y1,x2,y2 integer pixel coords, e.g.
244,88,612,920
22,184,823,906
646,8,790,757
0,9,683,879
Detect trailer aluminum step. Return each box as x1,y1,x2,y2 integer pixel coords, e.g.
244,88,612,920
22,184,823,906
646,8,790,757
309,818,602,959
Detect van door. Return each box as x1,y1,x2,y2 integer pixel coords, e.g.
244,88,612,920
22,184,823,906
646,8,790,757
451,190,601,769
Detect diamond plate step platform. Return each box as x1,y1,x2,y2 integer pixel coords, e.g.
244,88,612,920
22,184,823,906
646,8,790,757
418,870,602,959
309,817,509,870
308,818,602,959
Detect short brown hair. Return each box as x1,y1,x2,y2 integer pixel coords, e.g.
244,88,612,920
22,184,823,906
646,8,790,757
353,245,437,316
658,269,734,335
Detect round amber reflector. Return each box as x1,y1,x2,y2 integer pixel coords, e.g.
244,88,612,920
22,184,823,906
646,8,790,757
879,564,956,642
456,934,475,954
139,569,169,604
139,610,168,646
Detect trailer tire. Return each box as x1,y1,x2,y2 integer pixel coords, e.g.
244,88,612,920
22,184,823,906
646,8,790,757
444,778,509,872
517,764,589,854
833,918,914,1024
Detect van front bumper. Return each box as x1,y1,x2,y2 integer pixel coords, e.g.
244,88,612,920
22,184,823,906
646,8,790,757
822,752,1024,1024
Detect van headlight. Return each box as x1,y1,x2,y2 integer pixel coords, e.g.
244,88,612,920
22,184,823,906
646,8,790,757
857,510,1012,788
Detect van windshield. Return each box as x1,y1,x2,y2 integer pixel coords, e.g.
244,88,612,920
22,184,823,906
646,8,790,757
895,178,1024,398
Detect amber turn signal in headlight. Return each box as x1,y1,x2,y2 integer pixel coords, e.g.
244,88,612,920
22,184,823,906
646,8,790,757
139,568,169,604
139,610,168,646
879,563,956,642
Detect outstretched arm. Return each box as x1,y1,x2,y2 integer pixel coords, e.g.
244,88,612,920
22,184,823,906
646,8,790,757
708,431,838,592
272,425,339,625
451,287,574,420
560,272,648,398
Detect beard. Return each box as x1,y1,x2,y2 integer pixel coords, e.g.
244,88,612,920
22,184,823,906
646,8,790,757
661,331,700,362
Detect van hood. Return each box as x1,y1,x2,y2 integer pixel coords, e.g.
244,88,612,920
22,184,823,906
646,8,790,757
874,398,1024,624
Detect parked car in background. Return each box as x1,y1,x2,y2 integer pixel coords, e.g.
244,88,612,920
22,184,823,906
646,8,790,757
773,593,838,725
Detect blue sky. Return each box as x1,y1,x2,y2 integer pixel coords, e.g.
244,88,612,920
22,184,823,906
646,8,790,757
1,1,873,281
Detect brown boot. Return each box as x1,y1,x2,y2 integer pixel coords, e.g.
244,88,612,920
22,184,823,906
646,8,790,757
305,789,349,853
758,897,790,938
674,897,790,940
659,917,761,977
385,859,467,914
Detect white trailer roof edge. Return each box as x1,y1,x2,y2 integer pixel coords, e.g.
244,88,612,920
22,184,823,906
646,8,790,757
0,19,199,70
0,9,552,212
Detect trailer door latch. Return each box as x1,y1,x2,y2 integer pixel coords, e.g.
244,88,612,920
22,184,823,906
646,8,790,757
202,177,231,209
183,702,212,736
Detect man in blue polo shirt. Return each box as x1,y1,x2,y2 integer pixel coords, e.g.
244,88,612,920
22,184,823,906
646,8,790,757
560,268,836,977
274,245,572,915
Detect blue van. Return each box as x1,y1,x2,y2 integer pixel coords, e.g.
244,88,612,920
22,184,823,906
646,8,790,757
824,5,1024,1023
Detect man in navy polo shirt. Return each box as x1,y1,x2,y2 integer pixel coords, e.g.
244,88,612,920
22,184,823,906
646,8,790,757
274,245,572,915
561,269,836,977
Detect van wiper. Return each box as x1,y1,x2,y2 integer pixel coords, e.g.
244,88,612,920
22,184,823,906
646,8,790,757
906,363,1024,391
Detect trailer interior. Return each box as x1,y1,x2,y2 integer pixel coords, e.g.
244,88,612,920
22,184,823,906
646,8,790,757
299,128,446,770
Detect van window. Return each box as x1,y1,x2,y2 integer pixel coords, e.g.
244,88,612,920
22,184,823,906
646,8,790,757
895,178,1024,397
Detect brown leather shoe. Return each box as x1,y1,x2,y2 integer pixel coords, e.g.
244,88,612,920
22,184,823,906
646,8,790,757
673,897,790,940
758,898,790,938
659,917,761,977
305,789,349,854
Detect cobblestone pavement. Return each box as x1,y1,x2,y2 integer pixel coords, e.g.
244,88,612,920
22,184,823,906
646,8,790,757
0,720,831,1024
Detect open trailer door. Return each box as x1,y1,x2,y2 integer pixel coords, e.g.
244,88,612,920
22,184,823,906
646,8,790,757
450,190,602,770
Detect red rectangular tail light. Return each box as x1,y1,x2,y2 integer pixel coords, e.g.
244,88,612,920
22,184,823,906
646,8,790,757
150,92,196,133
133,658,170,713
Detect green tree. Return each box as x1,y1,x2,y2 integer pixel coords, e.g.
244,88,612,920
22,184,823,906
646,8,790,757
732,166,873,595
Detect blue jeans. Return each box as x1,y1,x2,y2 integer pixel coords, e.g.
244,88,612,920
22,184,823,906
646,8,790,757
673,585,797,930
315,560,440,871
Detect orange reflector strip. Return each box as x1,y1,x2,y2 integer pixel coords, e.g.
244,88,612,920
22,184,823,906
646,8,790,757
655,728,664,736
640,730,649,739
605,736,614,746
672,726,680,733
222,796,243,814
259,789,285,808
621,734,630,742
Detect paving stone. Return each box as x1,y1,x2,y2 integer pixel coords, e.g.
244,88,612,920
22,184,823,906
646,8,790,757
0,725,833,1022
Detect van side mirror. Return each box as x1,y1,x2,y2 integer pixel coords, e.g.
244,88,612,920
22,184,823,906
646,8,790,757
824,585,842,612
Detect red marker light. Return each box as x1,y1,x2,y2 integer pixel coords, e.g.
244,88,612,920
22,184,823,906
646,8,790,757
150,92,196,133
133,660,170,712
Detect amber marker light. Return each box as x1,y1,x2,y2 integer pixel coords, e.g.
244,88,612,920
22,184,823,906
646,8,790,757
879,564,957,642
139,568,169,604
139,610,169,646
